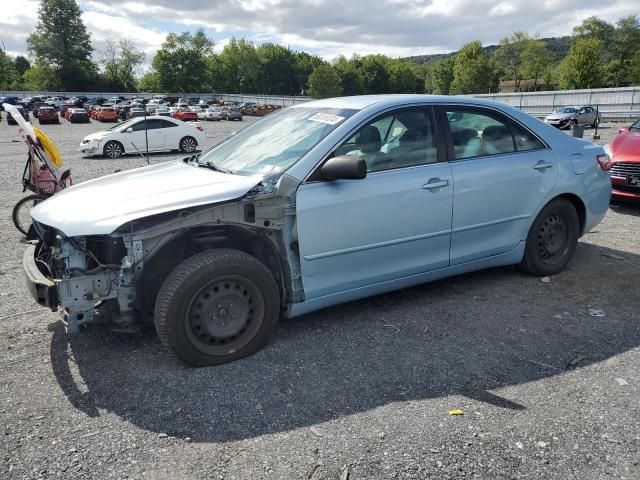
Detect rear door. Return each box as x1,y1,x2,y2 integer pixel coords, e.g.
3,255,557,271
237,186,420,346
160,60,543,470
438,105,558,265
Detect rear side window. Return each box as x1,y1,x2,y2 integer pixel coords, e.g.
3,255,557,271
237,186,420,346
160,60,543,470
511,123,545,152
443,107,545,159
160,120,177,128
445,109,514,159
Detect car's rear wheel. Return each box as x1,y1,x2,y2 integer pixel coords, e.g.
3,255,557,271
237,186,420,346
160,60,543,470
518,198,579,276
179,136,197,153
103,141,124,159
154,249,280,366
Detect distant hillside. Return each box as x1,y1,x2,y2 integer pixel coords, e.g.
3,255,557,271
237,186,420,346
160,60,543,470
405,36,572,65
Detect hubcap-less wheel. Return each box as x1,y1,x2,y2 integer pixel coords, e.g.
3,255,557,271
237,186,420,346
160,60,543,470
185,275,264,355
180,137,197,153
537,214,568,263
104,141,123,158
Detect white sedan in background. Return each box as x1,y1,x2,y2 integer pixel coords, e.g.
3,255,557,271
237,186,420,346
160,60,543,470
79,116,207,159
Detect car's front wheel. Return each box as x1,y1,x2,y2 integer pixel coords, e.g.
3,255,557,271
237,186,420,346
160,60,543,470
179,136,197,153
518,198,579,276
103,141,124,159
154,249,280,366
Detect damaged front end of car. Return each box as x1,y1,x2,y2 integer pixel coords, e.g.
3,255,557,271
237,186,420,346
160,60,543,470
26,222,143,333
24,173,304,335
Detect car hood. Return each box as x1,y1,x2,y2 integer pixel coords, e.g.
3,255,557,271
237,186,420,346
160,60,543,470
83,130,114,142
546,113,574,121
31,160,263,236
611,131,640,162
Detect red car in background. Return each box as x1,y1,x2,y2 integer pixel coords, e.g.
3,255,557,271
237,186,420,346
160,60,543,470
172,107,198,122
60,101,76,118
37,106,60,124
607,119,640,201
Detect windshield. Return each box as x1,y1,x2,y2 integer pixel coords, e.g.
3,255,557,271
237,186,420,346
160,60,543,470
630,119,640,131
557,107,578,113
197,107,357,175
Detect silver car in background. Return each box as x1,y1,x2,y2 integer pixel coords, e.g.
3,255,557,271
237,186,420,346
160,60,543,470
222,106,243,121
544,106,600,129
199,107,223,121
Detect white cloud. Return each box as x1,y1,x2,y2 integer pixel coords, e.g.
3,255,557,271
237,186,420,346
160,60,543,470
2,0,639,62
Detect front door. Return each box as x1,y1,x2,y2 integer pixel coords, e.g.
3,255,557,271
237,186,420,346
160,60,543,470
439,105,559,265
296,107,453,300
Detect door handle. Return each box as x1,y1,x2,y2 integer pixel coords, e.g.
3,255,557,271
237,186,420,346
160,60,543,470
533,161,553,171
422,178,449,190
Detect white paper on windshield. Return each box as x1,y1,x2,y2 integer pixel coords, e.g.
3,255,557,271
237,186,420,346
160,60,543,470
308,113,345,125
259,165,282,173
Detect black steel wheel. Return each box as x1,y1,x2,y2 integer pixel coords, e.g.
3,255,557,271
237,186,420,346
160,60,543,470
518,198,579,276
103,141,124,158
179,136,197,153
12,194,48,236
154,249,280,366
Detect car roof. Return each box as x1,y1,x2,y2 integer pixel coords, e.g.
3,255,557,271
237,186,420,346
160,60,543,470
291,94,519,111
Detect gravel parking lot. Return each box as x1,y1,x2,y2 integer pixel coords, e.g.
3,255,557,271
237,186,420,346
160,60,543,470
0,116,639,480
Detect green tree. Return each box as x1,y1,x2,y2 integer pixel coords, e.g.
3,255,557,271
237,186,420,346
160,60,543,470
217,38,261,93
27,0,96,90
559,38,604,89
0,52,19,90
522,39,553,89
14,56,31,76
450,41,494,94
308,64,343,98
22,64,59,90
334,56,364,96
257,43,297,94
492,31,531,91
389,60,417,93
627,51,640,84
100,39,144,91
360,55,390,94
152,29,214,92
294,51,323,95
137,71,161,92
431,57,454,95
612,15,640,86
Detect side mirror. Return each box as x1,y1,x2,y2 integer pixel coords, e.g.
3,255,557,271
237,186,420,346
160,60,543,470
320,155,367,181
126,127,133,133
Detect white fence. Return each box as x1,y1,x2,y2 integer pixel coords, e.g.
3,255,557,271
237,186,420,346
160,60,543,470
3,87,639,119
473,87,640,120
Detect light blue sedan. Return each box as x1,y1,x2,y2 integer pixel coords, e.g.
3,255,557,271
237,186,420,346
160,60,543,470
25,95,612,366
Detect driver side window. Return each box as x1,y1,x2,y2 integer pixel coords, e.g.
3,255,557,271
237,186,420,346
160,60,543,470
334,109,437,172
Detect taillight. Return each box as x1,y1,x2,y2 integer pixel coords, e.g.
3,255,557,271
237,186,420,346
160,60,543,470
596,154,611,171
196,126,204,131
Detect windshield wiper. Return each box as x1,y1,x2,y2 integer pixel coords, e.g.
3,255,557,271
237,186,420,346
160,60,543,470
199,161,232,174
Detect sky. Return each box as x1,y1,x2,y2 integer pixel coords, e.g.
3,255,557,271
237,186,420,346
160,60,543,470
1,0,637,66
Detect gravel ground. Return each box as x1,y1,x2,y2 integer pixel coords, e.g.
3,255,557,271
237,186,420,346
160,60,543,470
0,116,639,480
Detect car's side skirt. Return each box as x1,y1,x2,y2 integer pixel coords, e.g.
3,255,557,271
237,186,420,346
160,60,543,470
287,241,526,318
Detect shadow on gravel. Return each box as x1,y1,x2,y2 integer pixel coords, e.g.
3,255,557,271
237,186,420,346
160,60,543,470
610,200,640,216
49,242,640,442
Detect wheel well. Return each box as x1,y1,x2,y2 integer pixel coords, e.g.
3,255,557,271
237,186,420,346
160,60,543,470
136,225,285,321
557,193,586,235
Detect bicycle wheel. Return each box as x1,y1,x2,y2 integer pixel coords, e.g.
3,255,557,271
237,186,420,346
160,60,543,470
12,194,48,236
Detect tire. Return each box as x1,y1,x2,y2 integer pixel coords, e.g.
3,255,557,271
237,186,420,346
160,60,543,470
518,198,579,276
103,141,124,159
12,194,49,236
154,249,280,367
179,136,197,153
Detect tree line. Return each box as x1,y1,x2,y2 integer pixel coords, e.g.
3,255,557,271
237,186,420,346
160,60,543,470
1,0,639,98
